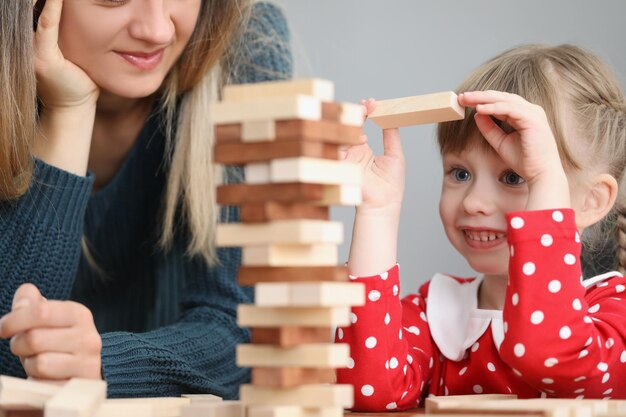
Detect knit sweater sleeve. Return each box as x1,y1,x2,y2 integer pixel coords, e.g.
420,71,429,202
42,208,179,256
0,160,94,375
98,2,293,399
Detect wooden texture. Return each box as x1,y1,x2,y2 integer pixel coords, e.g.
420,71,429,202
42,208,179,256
105,398,190,417
214,141,339,165
242,120,276,142
255,282,365,307
251,327,332,347
222,79,334,102
240,202,329,223
426,398,594,417
44,379,106,417
238,305,350,327
180,395,222,404
269,158,361,186
248,406,344,417
368,91,464,128
217,183,360,206
93,402,152,417
236,343,349,368
211,96,322,125
251,367,336,388
238,266,347,286
239,384,353,408
214,120,362,146
242,244,338,267
0,376,61,408
0,407,43,417
181,401,244,417
216,220,343,247
425,395,517,413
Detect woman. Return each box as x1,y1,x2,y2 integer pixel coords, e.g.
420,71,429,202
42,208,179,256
0,0,292,398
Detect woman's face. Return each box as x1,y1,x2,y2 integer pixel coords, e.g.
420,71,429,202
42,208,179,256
58,0,202,99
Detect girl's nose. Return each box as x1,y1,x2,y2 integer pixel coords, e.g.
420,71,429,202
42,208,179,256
461,183,497,216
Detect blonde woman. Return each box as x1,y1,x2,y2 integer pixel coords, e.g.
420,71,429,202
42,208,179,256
0,0,292,398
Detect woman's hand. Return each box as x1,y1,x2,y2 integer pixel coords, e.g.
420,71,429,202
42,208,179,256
35,0,99,109
458,90,571,211
341,98,405,214
0,284,102,380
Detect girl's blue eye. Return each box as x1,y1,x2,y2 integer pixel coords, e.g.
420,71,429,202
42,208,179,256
451,168,471,182
501,170,525,186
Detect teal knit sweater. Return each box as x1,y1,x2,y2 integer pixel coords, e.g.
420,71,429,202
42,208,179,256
0,2,292,399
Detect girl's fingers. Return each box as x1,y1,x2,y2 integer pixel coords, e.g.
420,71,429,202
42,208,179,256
474,113,507,151
34,0,63,57
382,128,404,160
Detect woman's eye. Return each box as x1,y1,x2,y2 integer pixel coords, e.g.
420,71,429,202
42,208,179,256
501,170,525,185
451,168,471,182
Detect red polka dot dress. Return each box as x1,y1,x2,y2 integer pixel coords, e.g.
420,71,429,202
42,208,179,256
336,209,626,411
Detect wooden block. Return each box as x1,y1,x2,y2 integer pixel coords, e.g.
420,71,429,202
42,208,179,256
239,384,353,408
0,406,43,417
425,394,517,413
236,343,349,368
338,103,365,127
251,327,332,347
368,91,465,128
44,379,106,417
214,141,339,165
217,183,359,206
245,162,271,184
216,220,343,247
247,406,344,417
214,120,362,146
223,79,334,102
427,399,593,417
237,305,350,327
181,401,244,417
242,244,338,267
94,401,153,417
105,399,190,417
240,203,329,223
269,158,361,186
238,266,347,286
180,394,222,404
211,96,321,125
255,282,365,307
251,368,335,388
0,376,61,408
242,120,276,142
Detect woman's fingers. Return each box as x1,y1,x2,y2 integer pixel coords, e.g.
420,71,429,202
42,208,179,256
10,326,100,357
12,284,44,311
34,0,63,57
0,301,92,338
22,352,100,380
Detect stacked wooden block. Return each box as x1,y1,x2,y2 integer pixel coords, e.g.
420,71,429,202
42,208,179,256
211,79,367,417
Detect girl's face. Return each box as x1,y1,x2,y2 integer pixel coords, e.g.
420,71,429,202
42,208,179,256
439,142,530,277
58,0,202,99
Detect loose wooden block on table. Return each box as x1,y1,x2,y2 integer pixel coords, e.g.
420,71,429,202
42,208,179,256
105,398,190,417
0,406,42,417
44,379,106,417
238,305,350,327
181,401,244,417
222,79,335,103
251,367,336,388
255,282,365,307
251,327,332,347
240,202,329,223
242,244,338,267
214,141,339,165
210,96,322,125
216,220,343,247
214,120,362,146
180,394,222,404
425,395,517,413
248,406,344,417
0,376,61,408
217,183,361,206
236,343,349,368
240,384,353,408
426,398,593,417
94,401,152,417
238,266,347,286
368,91,464,129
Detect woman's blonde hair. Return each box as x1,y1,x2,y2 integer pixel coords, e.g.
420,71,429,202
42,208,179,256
438,44,626,273
0,2,36,200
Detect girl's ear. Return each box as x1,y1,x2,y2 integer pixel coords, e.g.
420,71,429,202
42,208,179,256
577,173,618,228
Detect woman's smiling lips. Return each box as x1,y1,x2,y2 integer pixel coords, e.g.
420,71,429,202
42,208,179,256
115,49,165,71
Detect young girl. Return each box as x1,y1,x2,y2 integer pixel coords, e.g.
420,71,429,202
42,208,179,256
337,44,626,409
0,0,291,398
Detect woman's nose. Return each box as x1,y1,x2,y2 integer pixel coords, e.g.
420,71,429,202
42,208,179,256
128,2,175,45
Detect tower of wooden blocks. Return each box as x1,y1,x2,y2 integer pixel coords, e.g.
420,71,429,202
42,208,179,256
211,78,367,417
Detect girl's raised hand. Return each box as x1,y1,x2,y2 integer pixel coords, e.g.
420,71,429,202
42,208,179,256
0,284,102,380
459,91,571,210
341,98,405,213
35,0,99,109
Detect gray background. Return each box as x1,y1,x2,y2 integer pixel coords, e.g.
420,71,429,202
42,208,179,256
274,0,626,295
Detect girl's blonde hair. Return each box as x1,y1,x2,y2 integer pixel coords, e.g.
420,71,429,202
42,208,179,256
438,44,626,273
0,2,36,200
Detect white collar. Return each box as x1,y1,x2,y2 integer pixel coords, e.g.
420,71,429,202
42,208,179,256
426,271,621,362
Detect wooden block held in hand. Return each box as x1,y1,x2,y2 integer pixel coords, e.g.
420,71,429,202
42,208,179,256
368,91,464,128
0,376,61,408
238,305,350,327
239,384,353,408
236,344,349,368
238,266,347,286
223,79,334,102
216,220,343,247
44,379,106,417
242,244,338,267
251,368,336,388
251,327,332,347
240,202,329,223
